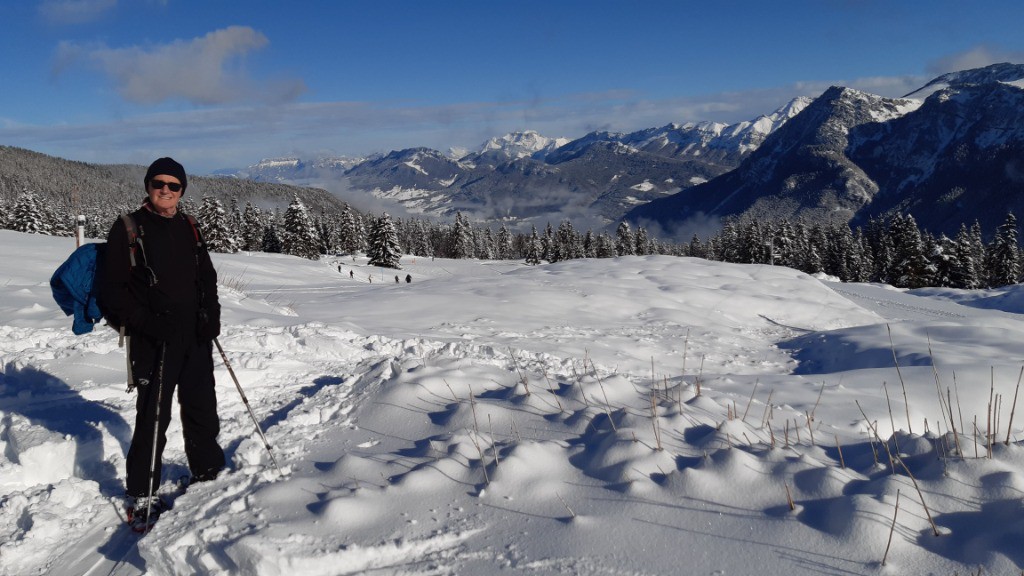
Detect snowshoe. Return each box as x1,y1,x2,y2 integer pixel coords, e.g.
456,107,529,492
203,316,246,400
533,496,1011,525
126,495,170,533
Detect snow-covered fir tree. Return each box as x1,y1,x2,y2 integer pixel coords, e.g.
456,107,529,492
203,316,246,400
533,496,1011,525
615,222,634,256
986,212,1021,287
195,196,238,253
10,191,48,234
240,202,265,252
525,225,543,265
450,212,474,259
281,196,320,260
367,212,402,269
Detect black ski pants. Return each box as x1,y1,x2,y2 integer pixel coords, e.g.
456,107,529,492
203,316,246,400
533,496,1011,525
126,338,225,497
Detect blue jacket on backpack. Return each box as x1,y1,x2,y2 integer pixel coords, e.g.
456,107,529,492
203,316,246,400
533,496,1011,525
50,242,106,335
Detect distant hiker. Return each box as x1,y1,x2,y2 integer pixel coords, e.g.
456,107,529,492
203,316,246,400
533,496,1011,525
98,157,225,532
405,274,412,283
395,275,400,284
337,264,341,272
349,270,354,279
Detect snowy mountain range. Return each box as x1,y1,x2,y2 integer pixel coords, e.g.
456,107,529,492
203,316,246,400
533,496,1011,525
241,99,810,227
628,62,1024,239
235,63,1024,241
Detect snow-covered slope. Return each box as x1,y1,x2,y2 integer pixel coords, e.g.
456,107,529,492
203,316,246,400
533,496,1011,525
6,229,1024,574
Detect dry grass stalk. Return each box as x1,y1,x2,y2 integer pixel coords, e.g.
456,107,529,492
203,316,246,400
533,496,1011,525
1005,366,1023,445
556,492,576,519
834,435,846,469
810,380,826,422
887,324,913,434
695,354,705,396
805,411,815,446
650,391,663,451
794,419,801,445
570,361,591,408
508,348,531,396
443,379,460,403
742,378,759,423
988,372,995,458
488,414,500,467
927,333,953,437
881,489,902,566
768,422,776,449
590,358,618,432
467,429,490,485
760,389,775,428
946,388,963,458
784,420,790,448
680,329,691,409
784,480,795,511
510,414,522,443
857,401,940,537
541,369,565,413
883,382,902,455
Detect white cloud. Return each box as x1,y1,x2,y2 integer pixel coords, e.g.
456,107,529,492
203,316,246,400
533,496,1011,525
55,26,305,105
927,45,1024,76
39,0,117,24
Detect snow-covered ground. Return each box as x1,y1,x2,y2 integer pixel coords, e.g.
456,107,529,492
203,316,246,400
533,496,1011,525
3,228,1024,575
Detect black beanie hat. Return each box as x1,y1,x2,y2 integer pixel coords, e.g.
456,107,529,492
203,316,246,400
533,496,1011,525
144,157,188,194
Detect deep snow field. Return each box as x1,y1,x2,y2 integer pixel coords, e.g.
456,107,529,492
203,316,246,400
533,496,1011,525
3,228,1024,575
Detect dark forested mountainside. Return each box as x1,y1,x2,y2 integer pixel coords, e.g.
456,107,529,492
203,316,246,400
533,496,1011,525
0,146,349,221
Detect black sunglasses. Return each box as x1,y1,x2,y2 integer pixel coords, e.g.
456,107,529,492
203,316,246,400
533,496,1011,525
150,179,182,192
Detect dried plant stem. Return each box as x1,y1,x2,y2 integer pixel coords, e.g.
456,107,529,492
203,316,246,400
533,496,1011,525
467,429,490,485
835,435,846,469
768,422,776,448
1005,366,1023,445
488,414,500,467
742,379,759,422
883,382,902,455
695,354,705,396
556,492,576,519
810,380,826,422
650,391,663,451
947,388,963,458
760,389,775,428
443,379,459,403
857,402,940,537
784,481,795,511
542,369,565,413
882,489,902,566
887,324,913,434
805,411,815,446
988,371,995,458
590,359,618,432
508,348,531,396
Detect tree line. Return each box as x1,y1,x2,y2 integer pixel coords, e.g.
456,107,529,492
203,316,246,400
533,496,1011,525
2,189,1021,289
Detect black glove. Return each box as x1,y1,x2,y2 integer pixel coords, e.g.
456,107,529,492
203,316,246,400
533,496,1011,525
197,318,220,342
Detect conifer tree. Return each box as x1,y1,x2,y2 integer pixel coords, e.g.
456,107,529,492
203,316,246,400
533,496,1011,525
240,202,265,252
451,211,474,259
525,225,543,265
11,191,48,234
889,214,930,288
196,196,238,253
281,195,320,260
367,212,402,269
615,222,634,256
987,212,1021,287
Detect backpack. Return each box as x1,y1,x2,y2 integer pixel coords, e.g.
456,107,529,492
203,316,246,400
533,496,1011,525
49,212,202,336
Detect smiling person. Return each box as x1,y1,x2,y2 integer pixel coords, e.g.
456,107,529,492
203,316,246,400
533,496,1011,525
99,157,224,532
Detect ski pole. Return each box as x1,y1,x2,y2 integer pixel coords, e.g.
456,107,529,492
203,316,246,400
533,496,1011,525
213,338,281,472
144,342,168,529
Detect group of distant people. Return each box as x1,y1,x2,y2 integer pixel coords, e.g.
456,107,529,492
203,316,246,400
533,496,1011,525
336,264,411,284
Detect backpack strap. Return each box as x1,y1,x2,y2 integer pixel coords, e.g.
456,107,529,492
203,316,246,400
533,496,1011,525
119,213,145,268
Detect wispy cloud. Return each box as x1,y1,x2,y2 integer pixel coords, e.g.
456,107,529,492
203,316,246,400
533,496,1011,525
39,0,117,24
0,70,955,174
927,45,1024,76
54,26,305,105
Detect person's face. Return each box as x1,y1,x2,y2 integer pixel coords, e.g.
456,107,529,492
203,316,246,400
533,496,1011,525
147,174,183,215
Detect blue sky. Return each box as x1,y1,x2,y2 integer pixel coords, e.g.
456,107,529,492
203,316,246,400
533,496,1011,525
3,0,1024,174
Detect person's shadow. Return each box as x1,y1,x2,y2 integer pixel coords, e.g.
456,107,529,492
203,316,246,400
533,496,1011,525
0,362,142,568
